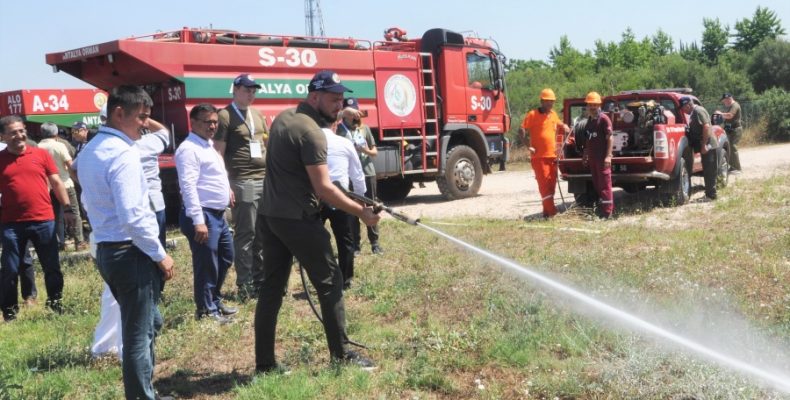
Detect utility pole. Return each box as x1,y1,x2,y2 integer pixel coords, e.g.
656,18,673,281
305,0,325,37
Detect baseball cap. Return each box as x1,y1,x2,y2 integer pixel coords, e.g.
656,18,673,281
344,97,359,110
721,93,732,100
679,97,692,107
72,121,88,130
308,70,352,93
233,74,262,89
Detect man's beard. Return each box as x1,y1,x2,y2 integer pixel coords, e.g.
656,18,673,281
316,109,338,128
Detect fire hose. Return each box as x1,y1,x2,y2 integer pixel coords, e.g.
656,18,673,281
296,182,420,350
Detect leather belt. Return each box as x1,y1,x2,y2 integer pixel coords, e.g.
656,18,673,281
97,240,134,250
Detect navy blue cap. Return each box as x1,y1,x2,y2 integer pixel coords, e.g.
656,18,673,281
721,93,732,100
679,96,692,107
308,70,352,93
72,121,88,129
344,97,359,110
233,74,262,88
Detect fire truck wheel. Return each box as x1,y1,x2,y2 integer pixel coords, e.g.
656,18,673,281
437,145,482,200
716,145,730,189
377,178,413,202
660,153,691,206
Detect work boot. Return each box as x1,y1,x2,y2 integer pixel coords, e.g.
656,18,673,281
46,299,64,315
339,350,377,371
217,301,238,316
371,244,383,255
195,310,233,325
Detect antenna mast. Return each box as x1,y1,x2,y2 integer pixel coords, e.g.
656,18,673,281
305,0,325,37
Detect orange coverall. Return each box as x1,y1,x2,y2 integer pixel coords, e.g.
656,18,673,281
521,108,561,217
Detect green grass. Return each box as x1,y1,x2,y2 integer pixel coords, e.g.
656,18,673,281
1,171,789,399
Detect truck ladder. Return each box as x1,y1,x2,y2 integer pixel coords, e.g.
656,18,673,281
402,52,440,174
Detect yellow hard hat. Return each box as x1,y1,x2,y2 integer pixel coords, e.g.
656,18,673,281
585,91,602,104
539,88,556,101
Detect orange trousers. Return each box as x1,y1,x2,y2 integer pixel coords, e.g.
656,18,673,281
531,157,558,216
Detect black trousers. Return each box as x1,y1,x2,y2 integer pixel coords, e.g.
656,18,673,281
254,214,348,369
696,144,718,199
351,175,379,248
320,206,355,285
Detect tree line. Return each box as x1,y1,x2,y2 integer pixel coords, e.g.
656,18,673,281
504,6,790,141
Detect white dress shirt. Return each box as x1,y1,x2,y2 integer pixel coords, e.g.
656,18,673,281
136,129,170,212
322,128,366,196
76,126,166,262
175,132,231,225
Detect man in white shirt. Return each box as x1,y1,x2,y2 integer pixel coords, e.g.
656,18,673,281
176,103,236,323
77,85,175,400
320,126,365,290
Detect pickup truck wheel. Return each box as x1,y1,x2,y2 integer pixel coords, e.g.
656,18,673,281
437,145,482,200
377,178,412,202
717,146,730,189
661,154,691,206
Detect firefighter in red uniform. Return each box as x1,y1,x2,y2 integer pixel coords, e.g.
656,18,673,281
582,92,614,219
518,88,569,218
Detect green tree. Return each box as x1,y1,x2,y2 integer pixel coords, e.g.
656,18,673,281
757,88,790,141
651,29,674,56
747,38,790,92
678,40,703,62
618,28,653,68
733,6,786,52
548,35,594,79
701,18,729,65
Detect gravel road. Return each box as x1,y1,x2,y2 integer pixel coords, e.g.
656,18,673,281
387,143,790,221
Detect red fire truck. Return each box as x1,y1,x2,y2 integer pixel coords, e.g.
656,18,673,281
0,88,107,136
45,27,510,215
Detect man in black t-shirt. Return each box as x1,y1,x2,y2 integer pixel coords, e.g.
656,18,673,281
254,70,380,373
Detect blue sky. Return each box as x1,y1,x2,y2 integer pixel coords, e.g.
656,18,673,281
1,0,788,91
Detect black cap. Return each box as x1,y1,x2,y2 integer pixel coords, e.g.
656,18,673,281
233,74,262,89
679,96,692,107
344,97,359,110
72,121,88,129
308,70,352,93
721,93,732,100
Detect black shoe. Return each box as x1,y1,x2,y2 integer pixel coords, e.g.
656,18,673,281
46,299,64,315
343,281,352,291
340,350,377,371
195,310,233,325
371,245,383,255
217,302,238,316
255,362,291,376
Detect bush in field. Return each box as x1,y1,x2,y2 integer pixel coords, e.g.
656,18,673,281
757,88,790,141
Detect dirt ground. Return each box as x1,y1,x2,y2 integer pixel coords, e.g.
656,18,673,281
388,143,790,221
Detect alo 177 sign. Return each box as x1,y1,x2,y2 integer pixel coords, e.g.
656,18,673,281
1,90,107,116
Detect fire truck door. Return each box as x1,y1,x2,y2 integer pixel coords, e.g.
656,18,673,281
464,50,503,134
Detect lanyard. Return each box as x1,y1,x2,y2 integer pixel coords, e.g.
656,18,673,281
339,122,353,140
231,102,255,140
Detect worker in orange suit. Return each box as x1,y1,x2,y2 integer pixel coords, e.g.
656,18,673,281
518,88,570,218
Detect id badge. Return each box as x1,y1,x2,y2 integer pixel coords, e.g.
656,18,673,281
250,141,263,158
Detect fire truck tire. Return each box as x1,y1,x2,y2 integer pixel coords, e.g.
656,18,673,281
377,178,413,202
437,145,482,200
716,145,730,189
660,153,691,206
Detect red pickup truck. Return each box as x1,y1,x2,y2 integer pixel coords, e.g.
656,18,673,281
559,89,730,206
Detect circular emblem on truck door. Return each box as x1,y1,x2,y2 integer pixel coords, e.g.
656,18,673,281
93,92,108,110
384,74,417,117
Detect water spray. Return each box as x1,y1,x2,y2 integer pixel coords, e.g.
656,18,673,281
416,222,790,394
335,182,790,393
